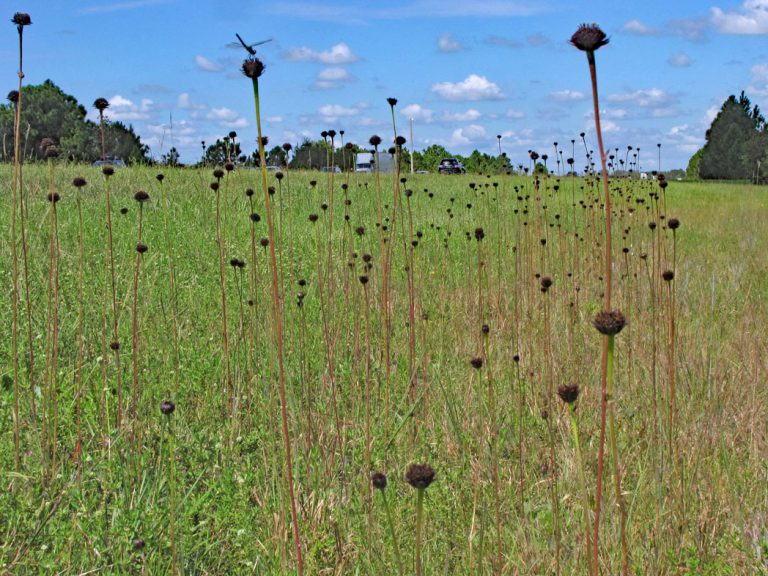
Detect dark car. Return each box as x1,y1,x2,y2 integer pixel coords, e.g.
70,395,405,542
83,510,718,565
438,158,465,174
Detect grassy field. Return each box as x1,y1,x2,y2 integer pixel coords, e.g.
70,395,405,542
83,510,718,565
1,163,767,574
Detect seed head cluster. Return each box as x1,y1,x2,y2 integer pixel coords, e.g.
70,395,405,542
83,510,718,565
405,463,435,489
593,310,627,336
570,24,609,53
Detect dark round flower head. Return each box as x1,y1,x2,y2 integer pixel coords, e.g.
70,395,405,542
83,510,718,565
12,12,32,28
213,168,225,179
120,207,129,215
136,243,148,254
387,97,398,107
540,276,553,290
308,213,319,223
371,471,387,490
110,341,121,351
228,131,237,140
570,24,609,53
72,177,87,188
225,162,235,172
369,135,382,147
7,90,19,104
282,142,292,152
557,383,580,404
132,537,145,551
260,237,269,247
47,192,61,203
474,227,485,241
395,135,406,147
102,166,114,177
210,182,219,192
160,399,175,415
260,136,269,147
355,226,365,236
470,356,484,370
242,57,266,79
93,97,110,112
359,275,369,285
275,171,284,181
134,190,150,202
245,188,254,197
667,217,680,230
405,463,435,489
156,173,164,182
662,269,675,282
593,310,627,336
250,212,261,222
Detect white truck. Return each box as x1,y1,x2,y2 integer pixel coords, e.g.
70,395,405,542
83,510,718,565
355,151,396,173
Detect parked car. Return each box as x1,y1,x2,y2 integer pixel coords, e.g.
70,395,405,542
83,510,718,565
92,158,126,168
438,158,465,174
320,165,342,173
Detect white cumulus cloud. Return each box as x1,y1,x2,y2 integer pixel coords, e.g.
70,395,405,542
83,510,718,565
195,55,221,73
283,43,359,64
314,67,354,90
711,0,768,34
607,88,674,107
668,53,692,67
442,109,482,122
748,62,768,95
317,103,364,122
449,124,487,146
548,90,586,102
177,93,205,110
437,33,463,52
622,19,660,35
401,103,434,123
107,95,153,121
432,74,504,101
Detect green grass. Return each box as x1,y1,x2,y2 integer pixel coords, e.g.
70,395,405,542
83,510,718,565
1,165,767,574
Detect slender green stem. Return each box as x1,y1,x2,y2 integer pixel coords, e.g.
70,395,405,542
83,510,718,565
568,404,594,575
250,74,304,576
380,490,405,576
606,332,630,575
415,488,425,576
587,46,614,576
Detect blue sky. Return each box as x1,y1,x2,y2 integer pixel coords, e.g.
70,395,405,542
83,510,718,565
3,0,768,170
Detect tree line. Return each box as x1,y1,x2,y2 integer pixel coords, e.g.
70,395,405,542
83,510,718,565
0,80,148,164
688,91,768,182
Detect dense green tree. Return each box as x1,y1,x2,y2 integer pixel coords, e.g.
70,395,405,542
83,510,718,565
201,138,243,166
0,79,148,163
698,91,767,180
289,138,354,170
414,144,452,172
161,146,181,167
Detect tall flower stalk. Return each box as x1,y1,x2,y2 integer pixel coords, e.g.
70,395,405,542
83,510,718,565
131,190,151,469
571,23,629,576
10,14,34,472
243,56,304,575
